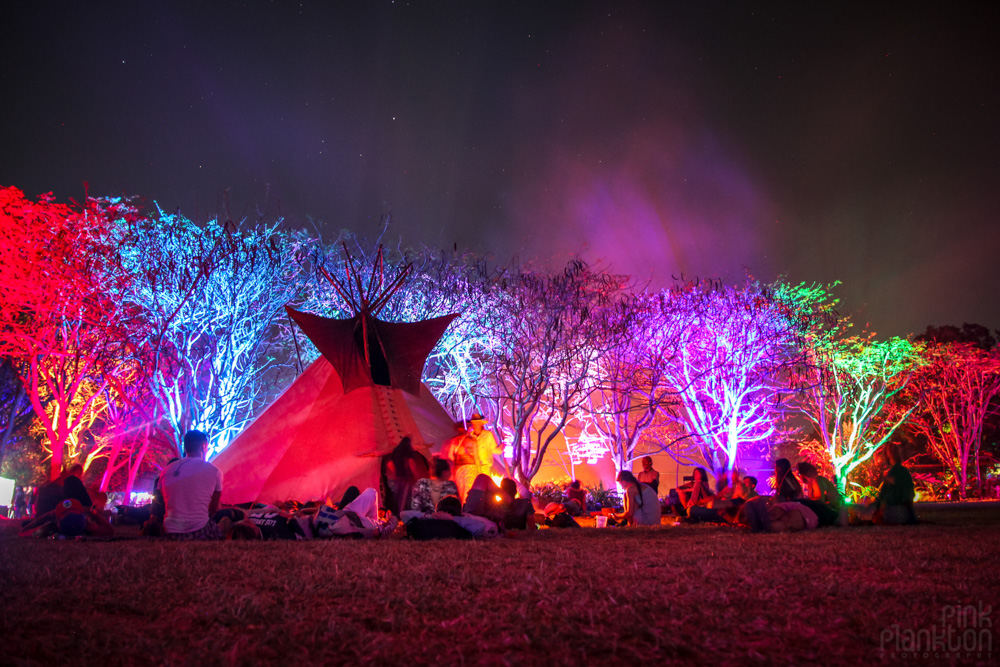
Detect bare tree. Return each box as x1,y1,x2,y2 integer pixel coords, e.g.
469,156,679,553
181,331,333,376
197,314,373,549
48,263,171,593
475,260,634,486
117,206,305,457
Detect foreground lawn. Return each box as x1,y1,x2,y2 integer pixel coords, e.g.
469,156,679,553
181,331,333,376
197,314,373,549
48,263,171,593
1,503,997,666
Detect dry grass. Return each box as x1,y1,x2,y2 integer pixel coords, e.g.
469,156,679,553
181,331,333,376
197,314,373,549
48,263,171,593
1,503,998,666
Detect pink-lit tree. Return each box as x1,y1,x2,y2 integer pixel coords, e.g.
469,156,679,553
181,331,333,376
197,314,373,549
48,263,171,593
902,343,1000,498
474,260,634,486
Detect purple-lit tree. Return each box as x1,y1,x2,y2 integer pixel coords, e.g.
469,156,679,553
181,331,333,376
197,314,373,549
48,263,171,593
115,207,305,457
663,278,816,474
474,260,633,486
796,334,923,494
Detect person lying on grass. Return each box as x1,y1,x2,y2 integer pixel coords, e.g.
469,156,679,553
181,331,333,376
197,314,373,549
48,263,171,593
19,498,114,539
614,471,661,526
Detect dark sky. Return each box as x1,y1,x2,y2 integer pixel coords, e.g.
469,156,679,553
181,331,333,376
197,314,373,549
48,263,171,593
3,1,998,337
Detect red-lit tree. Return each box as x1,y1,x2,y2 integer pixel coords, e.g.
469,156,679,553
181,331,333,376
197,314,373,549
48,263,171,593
0,187,136,480
902,343,1000,498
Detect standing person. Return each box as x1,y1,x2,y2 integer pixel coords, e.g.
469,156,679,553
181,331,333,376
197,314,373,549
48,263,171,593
444,423,478,503
615,471,661,526
636,456,660,494
468,413,503,480
160,430,223,540
13,486,27,519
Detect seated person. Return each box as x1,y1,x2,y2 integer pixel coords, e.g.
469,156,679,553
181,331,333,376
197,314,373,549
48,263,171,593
564,480,587,510
411,457,460,514
674,467,715,517
19,498,114,538
796,461,844,526
773,458,803,502
160,430,224,541
797,462,842,510
636,457,660,494
614,471,661,526
500,478,537,529
462,474,507,526
739,475,760,500
872,445,917,525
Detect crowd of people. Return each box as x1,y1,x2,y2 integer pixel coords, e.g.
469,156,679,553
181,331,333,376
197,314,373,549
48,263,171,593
13,423,918,541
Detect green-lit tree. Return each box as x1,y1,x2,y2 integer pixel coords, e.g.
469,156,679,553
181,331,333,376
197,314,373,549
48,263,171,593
796,334,924,494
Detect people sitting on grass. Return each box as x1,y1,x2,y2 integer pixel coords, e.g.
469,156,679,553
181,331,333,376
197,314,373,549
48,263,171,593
636,456,660,494
797,461,846,526
19,497,114,538
773,458,803,502
672,467,715,519
411,457,460,514
614,471,661,526
871,445,917,525
160,430,224,541
462,474,507,525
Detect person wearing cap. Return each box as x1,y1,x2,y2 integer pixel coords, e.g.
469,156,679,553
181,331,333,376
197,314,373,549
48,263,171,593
18,497,114,538
160,430,224,540
468,413,503,480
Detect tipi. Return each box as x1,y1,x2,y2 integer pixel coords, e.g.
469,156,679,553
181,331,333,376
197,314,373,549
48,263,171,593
212,246,459,504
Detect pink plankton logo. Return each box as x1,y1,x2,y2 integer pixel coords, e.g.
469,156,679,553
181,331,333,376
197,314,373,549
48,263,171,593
879,602,993,661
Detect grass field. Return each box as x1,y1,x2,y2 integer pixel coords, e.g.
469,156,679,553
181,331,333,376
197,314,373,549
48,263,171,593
1,503,997,666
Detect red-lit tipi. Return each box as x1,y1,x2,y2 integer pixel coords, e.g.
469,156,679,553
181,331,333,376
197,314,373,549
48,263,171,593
212,246,458,504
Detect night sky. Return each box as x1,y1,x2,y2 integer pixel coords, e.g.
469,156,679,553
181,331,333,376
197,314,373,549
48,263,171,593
3,2,998,337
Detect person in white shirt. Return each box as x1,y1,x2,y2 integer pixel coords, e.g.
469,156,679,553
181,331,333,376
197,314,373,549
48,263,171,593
160,430,223,540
